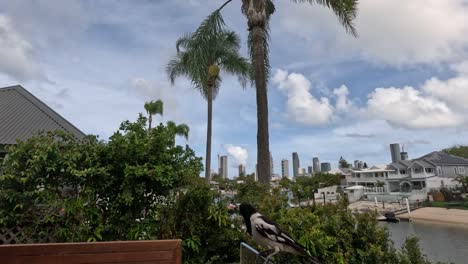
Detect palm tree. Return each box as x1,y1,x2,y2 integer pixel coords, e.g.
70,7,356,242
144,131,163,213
144,100,163,134
167,121,190,140
167,10,250,183
217,0,358,183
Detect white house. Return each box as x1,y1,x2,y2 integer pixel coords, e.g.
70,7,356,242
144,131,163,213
344,167,393,190
386,151,468,192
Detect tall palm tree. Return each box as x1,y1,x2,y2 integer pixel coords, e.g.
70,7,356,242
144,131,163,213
167,10,250,183
218,0,358,183
144,99,163,134
167,121,190,140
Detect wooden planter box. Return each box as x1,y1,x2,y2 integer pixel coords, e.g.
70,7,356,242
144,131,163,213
0,239,182,264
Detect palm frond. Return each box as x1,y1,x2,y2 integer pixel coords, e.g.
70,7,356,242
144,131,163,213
175,123,190,140
144,100,164,116
219,50,250,89
292,0,358,37
175,32,194,53
167,121,190,140
167,9,251,99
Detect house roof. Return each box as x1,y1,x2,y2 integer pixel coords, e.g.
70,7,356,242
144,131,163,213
408,159,435,169
0,85,85,145
416,151,468,166
387,161,410,170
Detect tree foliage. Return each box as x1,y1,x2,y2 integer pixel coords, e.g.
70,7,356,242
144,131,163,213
443,145,468,159
167,9,250,183
0,115,446,263
339,156,352,168
144,99,163,132
0,114,248,263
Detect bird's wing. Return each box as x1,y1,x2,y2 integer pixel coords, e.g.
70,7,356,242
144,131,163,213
253,215,308,255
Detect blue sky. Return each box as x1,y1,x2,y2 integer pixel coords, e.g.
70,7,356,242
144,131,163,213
1,0,468,178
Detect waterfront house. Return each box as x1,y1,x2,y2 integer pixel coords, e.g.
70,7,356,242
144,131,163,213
386,151,468,193
0,85,85,159
344,166,393,190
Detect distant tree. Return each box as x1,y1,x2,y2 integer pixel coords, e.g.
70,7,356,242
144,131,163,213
339,156,351,168
363,162,368,169
166,121,189,140
144,99,163,133
443,145,468,159
455,175,468,193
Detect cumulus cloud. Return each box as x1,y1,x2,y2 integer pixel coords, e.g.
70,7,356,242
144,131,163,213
225,144,248,166
273,69,334,125
333,85,352,111
367,86,463,129
0,15,45,81
422,75,468,111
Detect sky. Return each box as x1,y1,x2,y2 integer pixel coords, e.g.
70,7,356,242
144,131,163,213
1,0,468,178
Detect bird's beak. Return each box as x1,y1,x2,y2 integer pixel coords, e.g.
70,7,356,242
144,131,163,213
227,203,238,213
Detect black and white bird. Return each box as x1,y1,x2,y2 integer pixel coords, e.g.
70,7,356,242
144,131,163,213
238,203,320,264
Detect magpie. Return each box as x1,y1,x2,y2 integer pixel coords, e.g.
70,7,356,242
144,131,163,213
238,203,321,264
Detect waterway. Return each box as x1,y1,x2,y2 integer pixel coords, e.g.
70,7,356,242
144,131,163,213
383,221,468,264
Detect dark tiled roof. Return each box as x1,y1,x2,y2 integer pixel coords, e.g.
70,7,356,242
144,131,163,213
416,151,468,166
409,160,435,168
0,85,85,145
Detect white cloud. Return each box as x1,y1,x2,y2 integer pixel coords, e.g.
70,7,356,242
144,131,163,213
367,86,464,129
333,85,352,111
273,69,334,125
129,77,181,119
225,144,248,166
276,0,468,67
353,0,468,66
422,75,468,111
0,15,45,81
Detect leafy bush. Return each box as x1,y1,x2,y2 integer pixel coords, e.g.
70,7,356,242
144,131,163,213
0,114,448,263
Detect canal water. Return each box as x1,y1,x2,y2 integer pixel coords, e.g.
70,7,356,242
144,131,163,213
383,221,468,264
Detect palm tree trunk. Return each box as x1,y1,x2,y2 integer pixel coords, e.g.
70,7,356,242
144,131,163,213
252,26,270,184
148,114,152,135
205,85,213,182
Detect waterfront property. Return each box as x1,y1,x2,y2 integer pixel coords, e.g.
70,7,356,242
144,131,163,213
387,151,468,193
341,151,468,195
345,166,393,189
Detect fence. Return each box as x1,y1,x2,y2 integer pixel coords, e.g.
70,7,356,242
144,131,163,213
0,226,55,245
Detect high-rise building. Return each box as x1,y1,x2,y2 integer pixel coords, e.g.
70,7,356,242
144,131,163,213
238,164,246,176
313,157,320,173
400,145,408,160
307,166,313,175
354,160,364,169
300,168,306,176
321,162,331,172
401,152,408,160
281,159,289,178
390,143,401,163
219,155,228,179
292,152,300,178
270,152,274,176
255,164,258,181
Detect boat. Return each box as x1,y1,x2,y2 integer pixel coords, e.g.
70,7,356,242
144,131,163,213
377,211,400,223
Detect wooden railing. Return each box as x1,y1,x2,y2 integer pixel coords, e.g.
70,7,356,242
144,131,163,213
0,239,182,264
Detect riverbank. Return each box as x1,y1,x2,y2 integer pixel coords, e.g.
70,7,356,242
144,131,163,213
397,207,468,226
